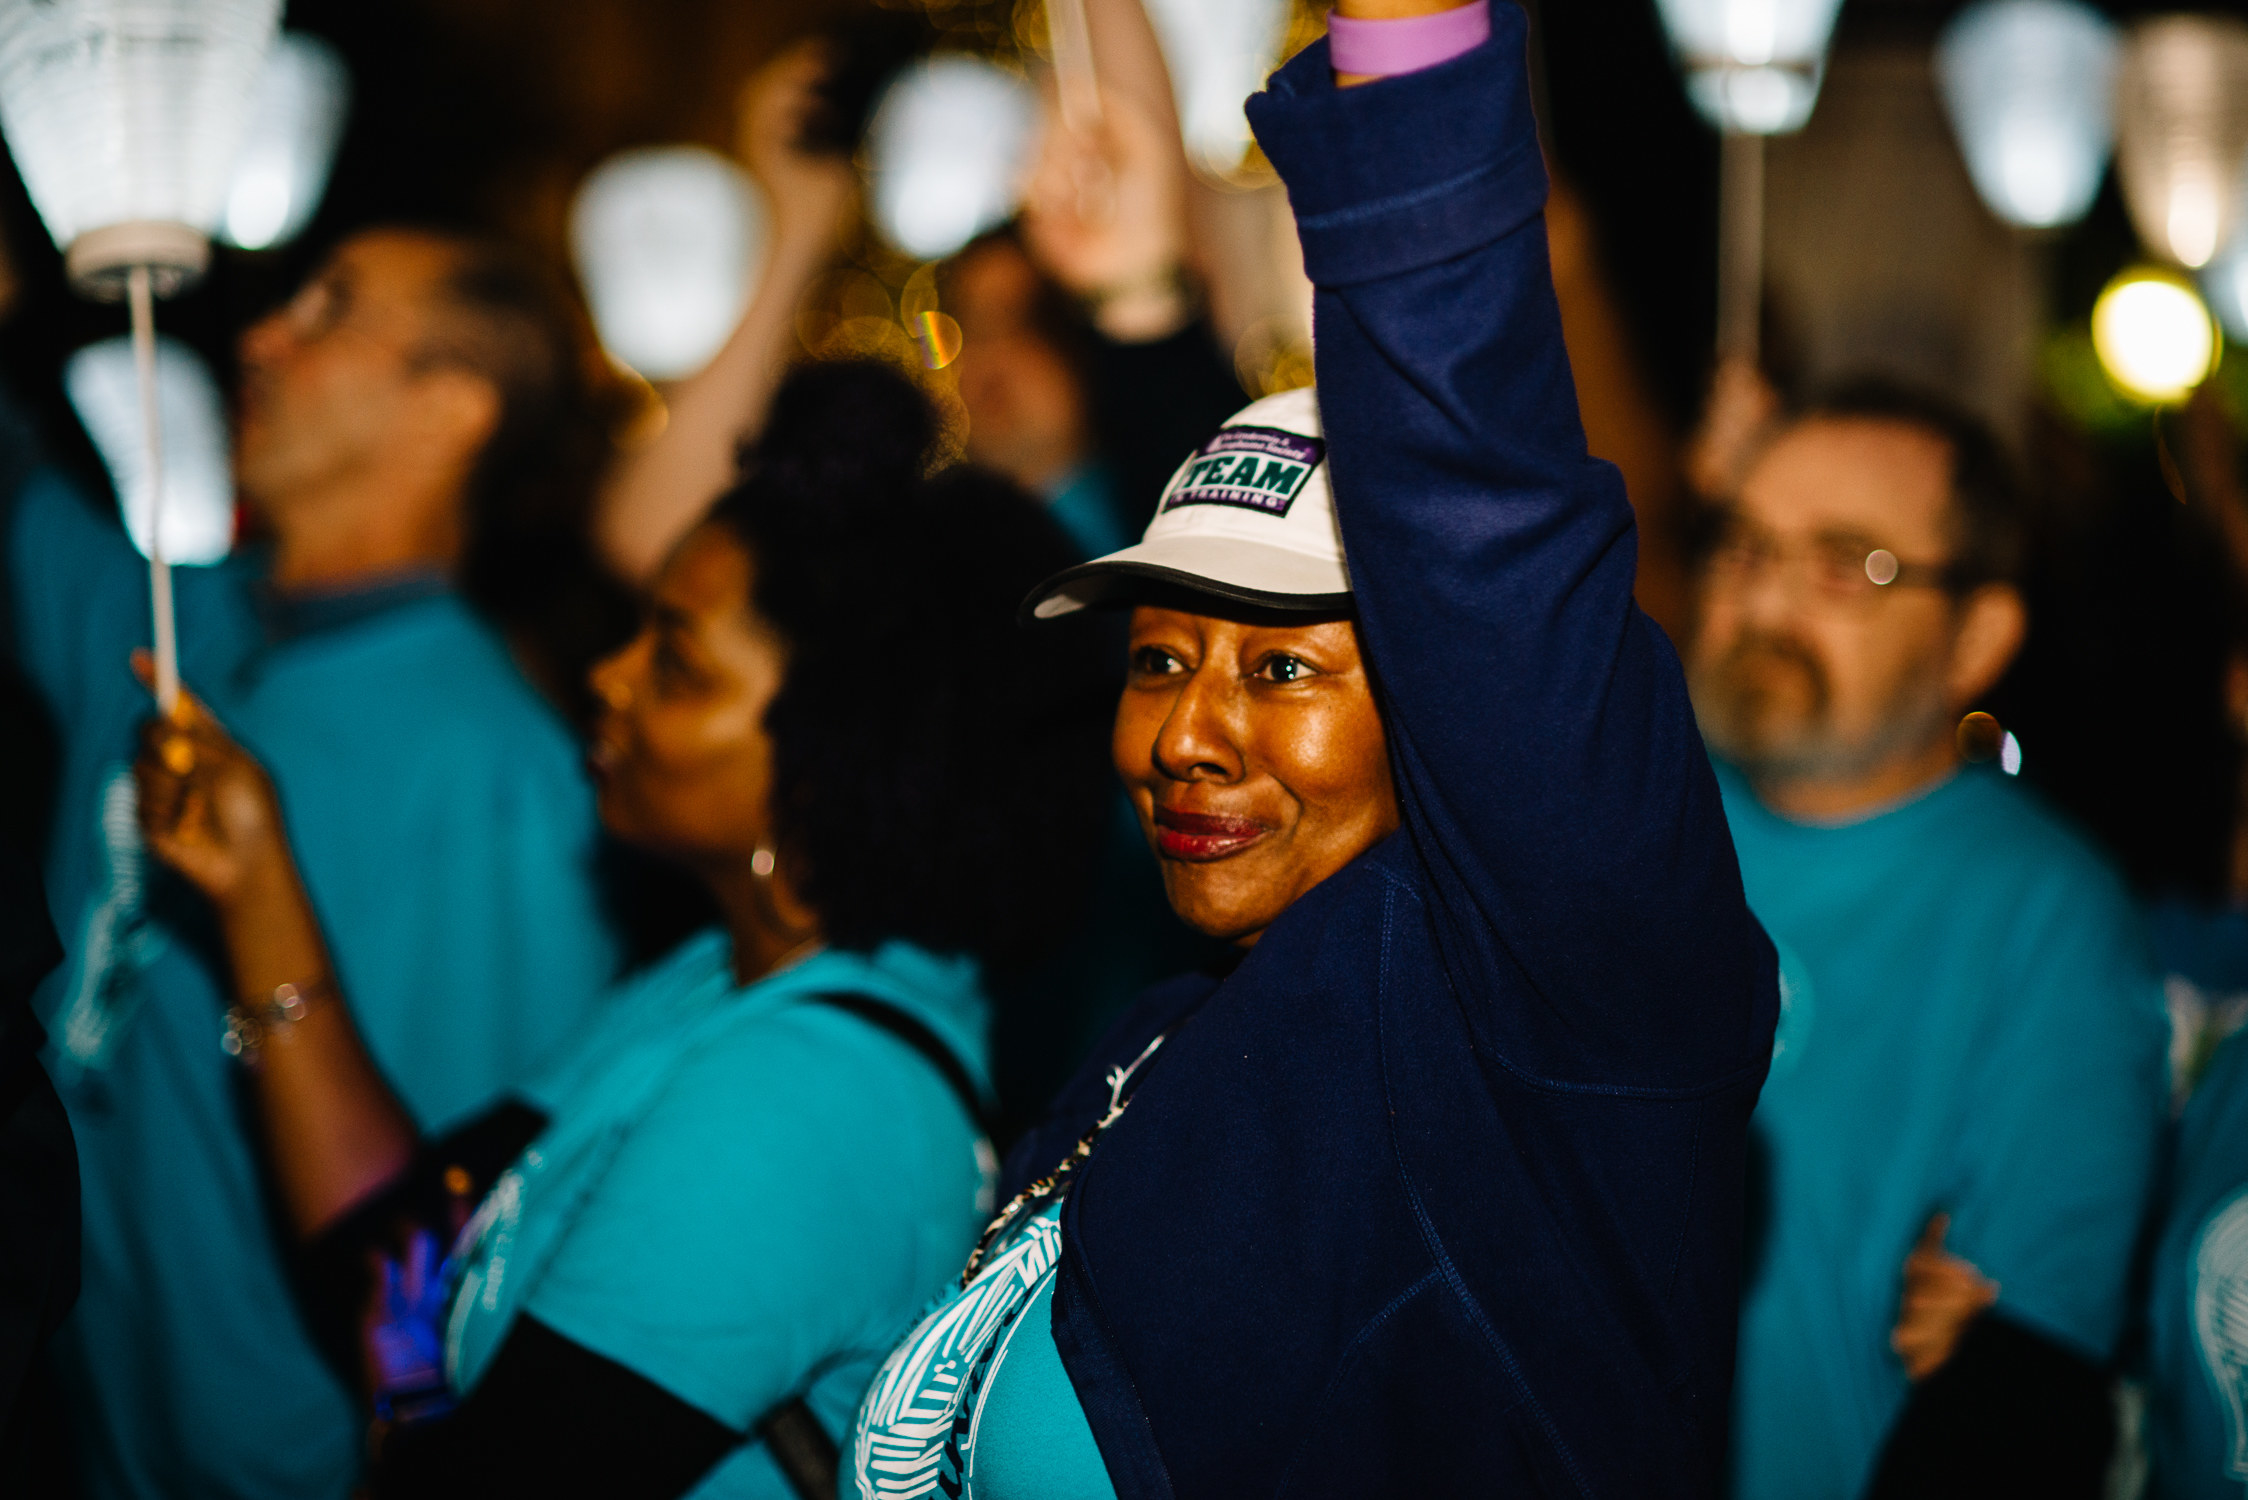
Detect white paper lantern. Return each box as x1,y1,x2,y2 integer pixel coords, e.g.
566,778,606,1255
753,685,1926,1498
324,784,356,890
2114,16,2248,270
570,146,767,382
219,31,349,252
867,56,1038,261
1653,0,1846,135
1937,0,2118,230
1139,0,1289,177
66,334,233,565
0,0,281,295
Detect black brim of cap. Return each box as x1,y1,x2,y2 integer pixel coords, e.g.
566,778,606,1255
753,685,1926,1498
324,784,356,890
1020,558,1357,627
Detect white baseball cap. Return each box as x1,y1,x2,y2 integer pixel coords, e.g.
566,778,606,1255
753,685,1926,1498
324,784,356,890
1024,386,1351,620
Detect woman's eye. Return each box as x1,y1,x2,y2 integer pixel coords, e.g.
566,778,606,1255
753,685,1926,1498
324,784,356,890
1131,646,1183,676
1256,654,1311,683
653,640,694,687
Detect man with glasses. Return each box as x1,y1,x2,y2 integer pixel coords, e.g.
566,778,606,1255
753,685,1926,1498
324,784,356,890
5,230,625,1497
1689,381,2168,1498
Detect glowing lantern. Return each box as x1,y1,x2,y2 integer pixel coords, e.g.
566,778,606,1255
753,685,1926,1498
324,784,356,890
67,335,233,565
570,147,767,382
1139,0,1290,176
1937,0,2118,230
866,56,1038,261
0,0,280,712
2114,16,2248,270
1652,0,1846,136
0,0,280,291
220,32,351,252
2091,267,2217,404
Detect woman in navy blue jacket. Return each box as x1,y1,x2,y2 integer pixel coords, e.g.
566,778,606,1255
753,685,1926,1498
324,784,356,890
850,4,1777,1495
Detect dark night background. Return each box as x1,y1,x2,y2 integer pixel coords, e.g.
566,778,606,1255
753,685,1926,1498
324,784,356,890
0,0,2241,903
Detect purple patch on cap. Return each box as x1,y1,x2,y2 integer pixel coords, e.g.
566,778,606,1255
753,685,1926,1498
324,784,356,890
1159,426,1325,518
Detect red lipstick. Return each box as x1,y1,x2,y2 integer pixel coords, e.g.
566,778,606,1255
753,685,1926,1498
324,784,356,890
1152,807,1270,862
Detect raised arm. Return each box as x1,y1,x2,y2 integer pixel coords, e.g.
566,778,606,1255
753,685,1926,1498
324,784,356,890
593,42,854,585
131,666,414,1234
1247,4,1770,1089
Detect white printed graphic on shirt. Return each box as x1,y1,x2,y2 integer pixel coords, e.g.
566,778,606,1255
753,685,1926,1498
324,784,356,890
53,766,165,1069
2193,1187,2248,1478
851,1205,1064,1499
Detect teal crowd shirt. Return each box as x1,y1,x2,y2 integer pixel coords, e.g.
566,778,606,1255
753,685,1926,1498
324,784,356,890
5,470,619,1499
450,932,996,1499
2148,1025,2248,1498
1721,764,2168,1500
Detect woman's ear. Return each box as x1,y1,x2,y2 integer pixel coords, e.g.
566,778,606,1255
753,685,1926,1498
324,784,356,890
1945,583,2027,710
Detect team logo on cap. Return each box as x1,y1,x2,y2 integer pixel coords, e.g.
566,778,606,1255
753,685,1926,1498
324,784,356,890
1160,426,1325,518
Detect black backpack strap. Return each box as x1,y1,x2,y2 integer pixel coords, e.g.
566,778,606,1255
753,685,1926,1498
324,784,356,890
757,1398,840,1500
806,990,998,1143
752,991,995,1500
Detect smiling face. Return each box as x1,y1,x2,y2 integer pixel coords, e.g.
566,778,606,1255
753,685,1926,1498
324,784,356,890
586,523,787,877
1115,606,1399,944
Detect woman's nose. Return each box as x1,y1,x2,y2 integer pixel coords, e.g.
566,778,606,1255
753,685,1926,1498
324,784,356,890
1152,669,1243,783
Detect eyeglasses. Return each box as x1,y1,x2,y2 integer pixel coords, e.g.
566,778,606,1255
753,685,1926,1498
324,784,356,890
1703,522,1956,606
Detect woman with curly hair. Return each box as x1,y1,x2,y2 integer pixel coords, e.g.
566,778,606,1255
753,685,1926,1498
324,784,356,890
130,361,1114,1499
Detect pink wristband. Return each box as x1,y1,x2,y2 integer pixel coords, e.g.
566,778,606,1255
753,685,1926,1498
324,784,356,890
1327,1,1492,78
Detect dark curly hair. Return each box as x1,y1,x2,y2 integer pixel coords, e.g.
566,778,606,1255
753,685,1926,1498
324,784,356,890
707,361,1116,977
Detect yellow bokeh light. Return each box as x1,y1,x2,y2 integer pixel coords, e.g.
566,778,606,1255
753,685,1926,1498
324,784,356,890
2092,268,2218,404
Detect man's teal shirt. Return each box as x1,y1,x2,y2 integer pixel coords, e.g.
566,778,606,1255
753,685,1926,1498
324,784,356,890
1720,763,2167,1500
7,467,619,1498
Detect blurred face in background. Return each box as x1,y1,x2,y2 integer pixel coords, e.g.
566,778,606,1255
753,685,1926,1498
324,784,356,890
1688,417,2025,805
947,236,1090,494
586,523,783,875
234,230,497,531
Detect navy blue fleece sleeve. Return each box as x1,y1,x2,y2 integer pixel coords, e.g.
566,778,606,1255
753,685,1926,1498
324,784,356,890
1247,15,1771,1092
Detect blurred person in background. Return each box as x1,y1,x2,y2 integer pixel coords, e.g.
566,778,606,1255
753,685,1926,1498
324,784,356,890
4,34,959,1495
132,360,1113,1499
1689,380,2168,1499
2132,390,2248,1499
2,227,636,1499
852,6,1777,1492
0,842,74,1492
942,79,1243,560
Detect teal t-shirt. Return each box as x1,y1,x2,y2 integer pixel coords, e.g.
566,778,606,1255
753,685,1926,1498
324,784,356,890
1044,465,1132,562
1721,765,2168,1500
2149,1026,2248,1498
449,933,996,1499
7,470,620,1498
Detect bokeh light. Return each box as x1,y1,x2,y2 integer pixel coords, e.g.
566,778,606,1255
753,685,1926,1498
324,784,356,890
2113,16,2248,269
2091,268,2218,404
865,55,1037,261
1140,0,1290,177
2205,233,2248,343
220,32,351,251
570,146,767,382
1651,0,1845,135
1936,0,2117,230
911,311,963,370
65,335,235,566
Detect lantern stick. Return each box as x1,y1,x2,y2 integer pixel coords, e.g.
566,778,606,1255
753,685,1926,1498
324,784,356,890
127,264,179,716
1048,0,1102,133
1718,130,1765,363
